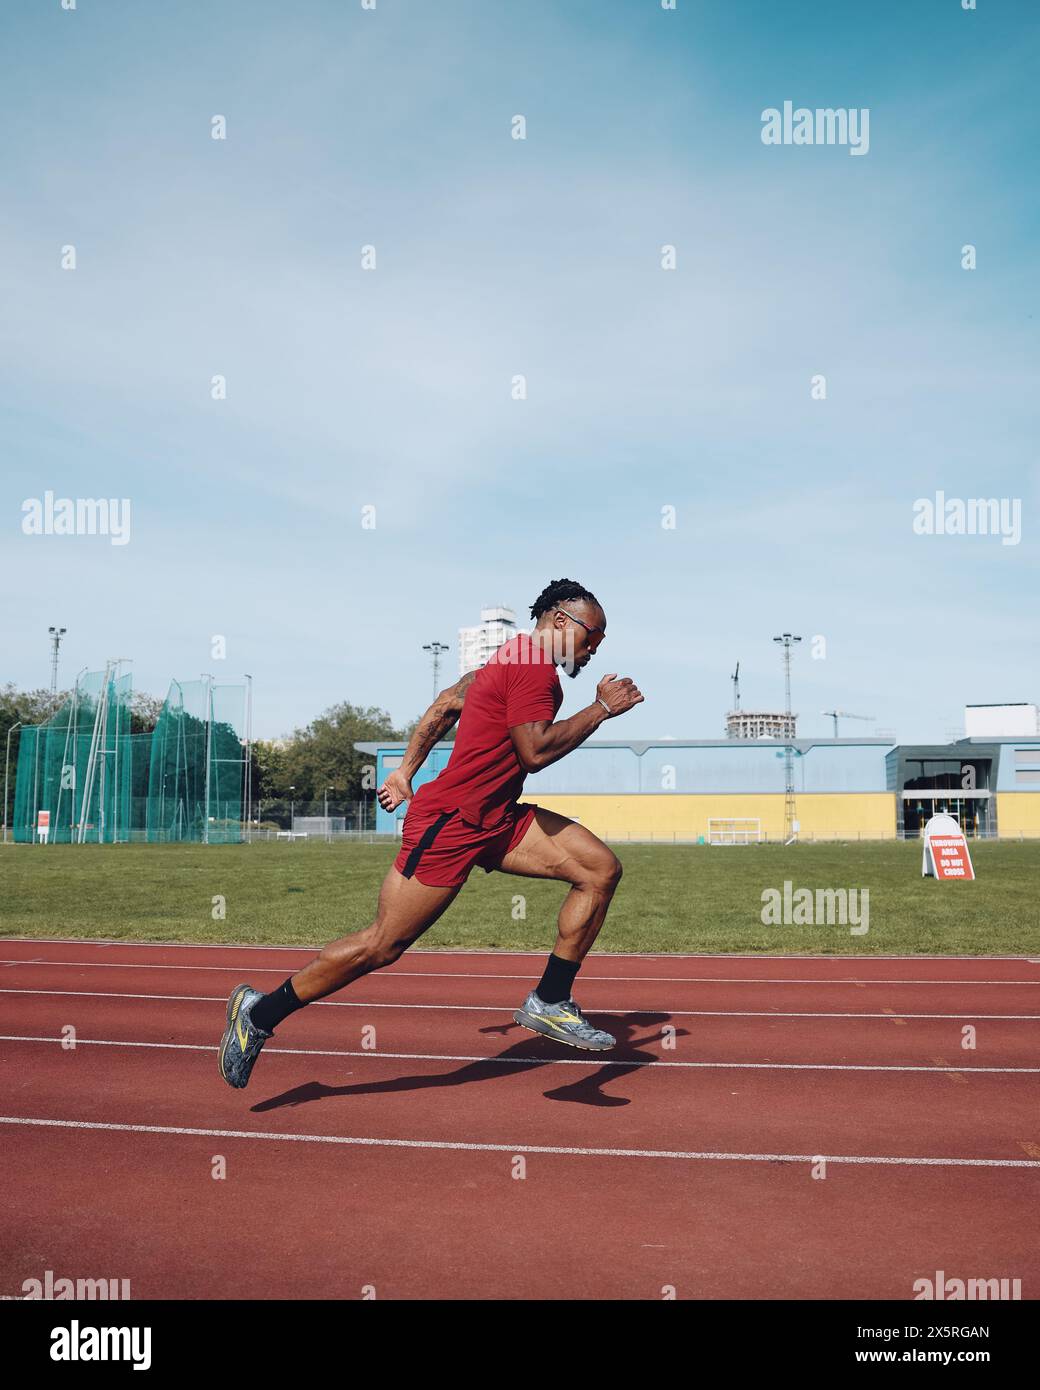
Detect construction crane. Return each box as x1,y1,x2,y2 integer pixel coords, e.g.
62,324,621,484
822,710,875,738
730,662,740,711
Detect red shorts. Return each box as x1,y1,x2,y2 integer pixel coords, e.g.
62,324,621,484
393,801,540,888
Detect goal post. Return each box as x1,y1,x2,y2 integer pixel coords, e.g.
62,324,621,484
708,817,763,845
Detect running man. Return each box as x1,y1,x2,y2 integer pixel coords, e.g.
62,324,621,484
219,578,643,1088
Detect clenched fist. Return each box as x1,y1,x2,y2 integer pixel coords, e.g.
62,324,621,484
595,674,644,718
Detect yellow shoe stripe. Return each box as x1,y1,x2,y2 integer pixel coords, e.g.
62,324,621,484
540,1012,581,1030
219,988,249,1079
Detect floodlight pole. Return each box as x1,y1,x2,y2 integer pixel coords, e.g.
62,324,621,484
772,634,802,843
3,722,22,845
422,642,449,702
48,626,67,695
244,674,253,844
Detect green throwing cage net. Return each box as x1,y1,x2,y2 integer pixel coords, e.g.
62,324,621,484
12,671,247,845
146,679,246,844
12,669,136,844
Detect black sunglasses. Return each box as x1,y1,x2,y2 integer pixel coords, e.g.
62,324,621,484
554,606,604,638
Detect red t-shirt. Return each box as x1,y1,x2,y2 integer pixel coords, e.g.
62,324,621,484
411,632,563,829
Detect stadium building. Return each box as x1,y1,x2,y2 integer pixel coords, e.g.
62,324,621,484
357,729,1040,842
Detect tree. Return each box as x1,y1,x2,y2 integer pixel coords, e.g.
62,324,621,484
1,684,69,828
250,739,288,802
129,692,164,734
278,702,405,801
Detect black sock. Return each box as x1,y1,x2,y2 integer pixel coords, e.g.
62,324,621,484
535,953,580,1005
250,978,305,1034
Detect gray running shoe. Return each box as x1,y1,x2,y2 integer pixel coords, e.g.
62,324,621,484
218,983,272,1089
513,990,616,1051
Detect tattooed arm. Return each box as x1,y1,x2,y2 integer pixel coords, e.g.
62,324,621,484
376,670,478,811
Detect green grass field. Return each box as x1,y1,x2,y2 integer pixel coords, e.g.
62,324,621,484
1,838,1037,955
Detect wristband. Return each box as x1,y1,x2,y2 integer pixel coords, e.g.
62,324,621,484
597,698,611,716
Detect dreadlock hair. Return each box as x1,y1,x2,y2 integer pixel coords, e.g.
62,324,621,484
529,578,600,622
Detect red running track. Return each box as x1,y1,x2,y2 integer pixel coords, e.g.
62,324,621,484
1,938,1038,1300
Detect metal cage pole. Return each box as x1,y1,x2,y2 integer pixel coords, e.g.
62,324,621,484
78,662,113,844
3,721,22,844
31,716,41,846
54,673,83,842
176,685,189,841
203,674,214,846
110,660,131,843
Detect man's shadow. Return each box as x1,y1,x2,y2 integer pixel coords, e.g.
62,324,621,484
251,1012,689,1112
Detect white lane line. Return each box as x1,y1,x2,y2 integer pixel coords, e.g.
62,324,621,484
2,938,1036,964
2,988,1039,1021
2,1115,1038,1169
1,959,1037,986
2,1035,1039,1074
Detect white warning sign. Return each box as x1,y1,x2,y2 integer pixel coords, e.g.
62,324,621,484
922,813,975,881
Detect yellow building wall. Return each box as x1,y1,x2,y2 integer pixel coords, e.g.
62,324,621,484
996,793,1040,838
519,794,897,841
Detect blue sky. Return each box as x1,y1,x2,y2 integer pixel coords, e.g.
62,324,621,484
2,0,1037,741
